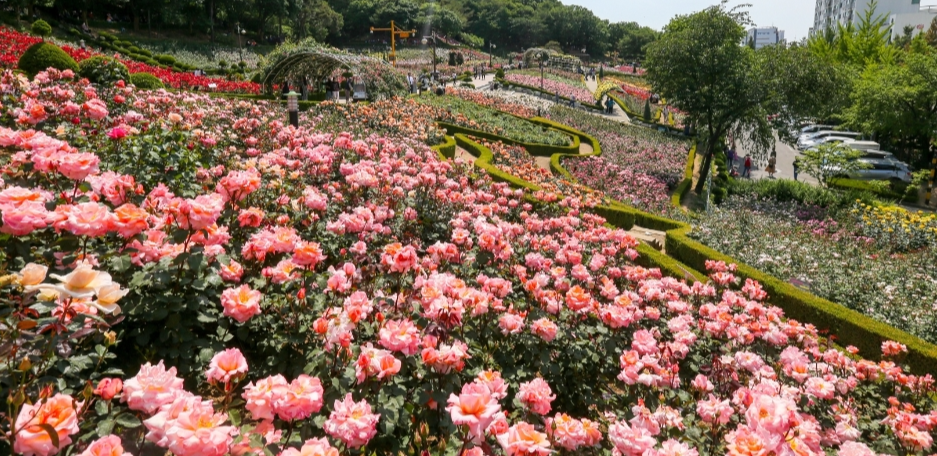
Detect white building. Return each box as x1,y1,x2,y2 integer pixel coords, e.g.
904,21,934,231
813,0,928,36
888,5,937,40
746,27,786,48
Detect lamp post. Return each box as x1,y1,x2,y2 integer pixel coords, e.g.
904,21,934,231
489,42,496,69
286,90,298,127
538,51,546,94
237,23,244,63
422,32,437,79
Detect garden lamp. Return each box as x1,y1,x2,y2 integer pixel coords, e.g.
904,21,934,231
287,90,299,127
489,43,496,68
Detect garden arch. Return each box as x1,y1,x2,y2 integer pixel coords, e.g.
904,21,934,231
258,40,408,100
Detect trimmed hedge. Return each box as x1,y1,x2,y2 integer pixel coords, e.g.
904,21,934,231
671,144,697,209
17,42,79,77
130,72,164,89
431,135,457,160
828,178,919,203
79,56,130,86
437,121,579,158
634,242,707,283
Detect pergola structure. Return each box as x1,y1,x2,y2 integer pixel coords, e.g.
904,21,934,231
522,48,556,68
258,39,408,100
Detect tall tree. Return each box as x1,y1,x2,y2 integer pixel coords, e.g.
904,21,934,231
847,50,937,165
646,3,843,193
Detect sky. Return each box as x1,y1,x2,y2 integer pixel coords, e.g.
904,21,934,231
561,0,814,42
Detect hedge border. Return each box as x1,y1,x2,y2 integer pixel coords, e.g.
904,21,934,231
431,135,457,160
496,77,604,112
455,111,937,374
828,178,920,203
437,121,580,158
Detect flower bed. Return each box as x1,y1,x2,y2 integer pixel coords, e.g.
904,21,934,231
690,195,937,344
443,87,537,118
414,93,571,146
504,72,593,102
0,26,259,93
546,106,690,213
1,69,936,456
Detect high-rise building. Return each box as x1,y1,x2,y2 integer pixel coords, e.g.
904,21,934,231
813,0,926,36
745,27,786,49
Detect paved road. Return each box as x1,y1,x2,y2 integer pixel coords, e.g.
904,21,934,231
735,137,819,186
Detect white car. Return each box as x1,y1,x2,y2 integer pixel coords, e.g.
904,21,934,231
797,130,861,150
849,158,912,183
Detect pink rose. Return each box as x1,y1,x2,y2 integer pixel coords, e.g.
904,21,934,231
121,361,185,414
242,375,288,421
496,422,551,456
93,378,123,400
77,435,131,456
275,375,324,421
205,348,249,384
221,284,262,323
323,394,380,448
517,378,555,415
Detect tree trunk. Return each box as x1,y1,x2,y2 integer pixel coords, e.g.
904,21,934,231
210,0,215,42
694,149,714,194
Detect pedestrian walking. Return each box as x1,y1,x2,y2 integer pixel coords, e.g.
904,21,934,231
793,158,800,181
727,148,736,169
743,155,752,178
766,153,777,179
407,73,415,94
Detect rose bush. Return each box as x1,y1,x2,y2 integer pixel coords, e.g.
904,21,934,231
0,69,936,456
504,72,593,102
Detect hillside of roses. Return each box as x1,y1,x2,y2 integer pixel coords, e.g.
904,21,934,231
2,69,937,456
0,27,258,94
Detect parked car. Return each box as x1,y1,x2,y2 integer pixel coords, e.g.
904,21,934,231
849,158,912,183
797,130,861,150
799,124,835,135
843,140,881,152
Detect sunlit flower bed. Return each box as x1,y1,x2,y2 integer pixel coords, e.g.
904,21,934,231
504,72,593,102
0,27,259,93
546,106,689,213
444,87,537,118
691,196,937,345
309,98,446,146
414,93,571,145
1,69,936,456
472,89,558,114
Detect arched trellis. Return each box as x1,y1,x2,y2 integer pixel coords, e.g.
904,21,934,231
522,48,557,68
257,40,409,100
593,81,621,101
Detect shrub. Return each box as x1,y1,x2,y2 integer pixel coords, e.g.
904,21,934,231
78,56,131,86
218,59,228,68
17,42,79,77
643,98,652,121
495,68,505,79
137,48,152,57
129,72,164,89
155,54,176,65
128,45,141,53
68,27,80,36
117,40,133,48
30,19,52,39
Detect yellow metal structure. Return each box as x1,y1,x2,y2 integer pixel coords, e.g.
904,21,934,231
370,21,416,68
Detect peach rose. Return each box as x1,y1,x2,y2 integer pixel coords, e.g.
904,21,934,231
14,394,81,456
77,435,131,456
17,263,48,286
220,284,262,323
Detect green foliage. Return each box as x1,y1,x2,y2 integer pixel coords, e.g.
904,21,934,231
727,177,879,211
643,98,652,122
155,54,177,65
798,143,869,187
79,56,131,86
129,72,165,89
807,1,898,67
17,42,79,77
30,19,52,39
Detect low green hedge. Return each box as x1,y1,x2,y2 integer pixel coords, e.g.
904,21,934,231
828,178,919,203
437,121,579,158
17,42,79,77
634,242,707,283
431,135,457,160
671,144,697,209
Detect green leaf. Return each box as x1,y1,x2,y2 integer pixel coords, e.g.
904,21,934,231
94,400,108,416
229,409,241,427
96,418,115,437
114,413,142,428
37,423,60,448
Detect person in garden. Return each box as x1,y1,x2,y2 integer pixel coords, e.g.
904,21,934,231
743,155,752,177
766,152,777,179
793,157,800,181
727,147,736,169
606,96,615,114
407,73,415,94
